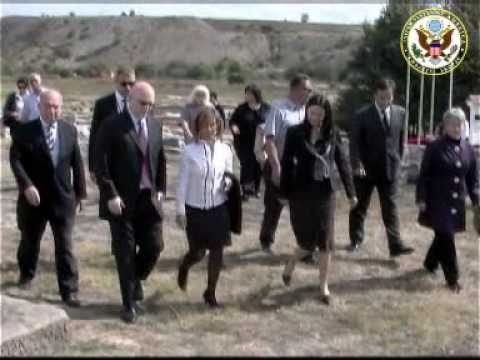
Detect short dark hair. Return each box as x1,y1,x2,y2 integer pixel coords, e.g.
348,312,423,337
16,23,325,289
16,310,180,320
245,83,263,103
289,73,310,90
192,106,224,140
374,78,396,93
304,93,334,141
16,77,28,87
115,66,135,78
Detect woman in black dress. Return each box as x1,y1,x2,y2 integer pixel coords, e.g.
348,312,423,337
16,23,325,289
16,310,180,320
280,93,357,304
176,107,233,307
230,84,271,200
416,108,479,293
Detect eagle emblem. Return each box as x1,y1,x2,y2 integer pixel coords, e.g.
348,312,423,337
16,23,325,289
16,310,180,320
400,8,468,76
413,20,457,65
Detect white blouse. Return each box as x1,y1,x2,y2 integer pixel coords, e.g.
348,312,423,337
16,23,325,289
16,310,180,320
176,140,233,215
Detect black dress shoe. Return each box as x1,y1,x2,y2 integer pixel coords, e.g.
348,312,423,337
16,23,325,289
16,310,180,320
17,275,33,289
121,306,137,323
423,261,437,274
282,274,291,287
63,293,81,308
319,294,331,306
133,280,144,301
390,246,415,258
203,290,223,308
346,243,360,252
448,282,462,293
177,265,188,292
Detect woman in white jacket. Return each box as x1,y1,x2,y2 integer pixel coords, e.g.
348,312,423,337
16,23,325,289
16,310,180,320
176,107,233,308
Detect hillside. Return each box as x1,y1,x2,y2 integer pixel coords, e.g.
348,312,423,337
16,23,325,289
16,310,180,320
1,16,363,79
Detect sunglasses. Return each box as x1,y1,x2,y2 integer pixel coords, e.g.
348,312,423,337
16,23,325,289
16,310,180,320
120,81,135,87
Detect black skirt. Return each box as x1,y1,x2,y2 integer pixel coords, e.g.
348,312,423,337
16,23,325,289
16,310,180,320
289,180,335,252
185,203,231,250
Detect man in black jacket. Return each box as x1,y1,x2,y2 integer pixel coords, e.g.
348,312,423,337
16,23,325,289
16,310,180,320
88,67,136,182
2,77,29,135
348,78,414,257
10,89,87,306
94,81,166,323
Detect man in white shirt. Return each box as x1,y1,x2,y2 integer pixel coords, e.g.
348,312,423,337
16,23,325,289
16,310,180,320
20,73,44,123
259,73,312,255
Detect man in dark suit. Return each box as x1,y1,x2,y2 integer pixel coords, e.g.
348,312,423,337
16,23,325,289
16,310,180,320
10,89,87,306
94,81,166,323
348,78,414,257
88,67,136,183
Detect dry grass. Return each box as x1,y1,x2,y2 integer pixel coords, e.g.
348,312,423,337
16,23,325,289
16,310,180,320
0,80,479,356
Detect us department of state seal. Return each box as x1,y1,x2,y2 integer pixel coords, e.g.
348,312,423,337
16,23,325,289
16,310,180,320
400,7,468,76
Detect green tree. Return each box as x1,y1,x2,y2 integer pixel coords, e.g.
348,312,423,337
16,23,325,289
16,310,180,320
336,1,480,133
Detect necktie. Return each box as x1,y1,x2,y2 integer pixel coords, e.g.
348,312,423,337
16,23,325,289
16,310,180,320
381,110,390,133
137,120,152,189
46,124,55,153
122,97,128,114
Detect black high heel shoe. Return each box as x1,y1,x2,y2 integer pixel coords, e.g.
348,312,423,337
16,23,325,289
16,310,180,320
177,265,188,292
203,290,223,308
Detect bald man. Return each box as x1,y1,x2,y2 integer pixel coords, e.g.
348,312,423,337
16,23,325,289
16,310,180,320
10,89,87,307
94,81,166,323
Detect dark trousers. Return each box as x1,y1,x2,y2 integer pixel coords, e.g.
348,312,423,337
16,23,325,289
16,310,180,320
17,203,78,299
348,175,403,252
235,140,262,195
259,162,284,248
109,190,164,309
424,231,459,285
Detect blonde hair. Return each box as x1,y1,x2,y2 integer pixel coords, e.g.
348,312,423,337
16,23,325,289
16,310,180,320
189,84,211,105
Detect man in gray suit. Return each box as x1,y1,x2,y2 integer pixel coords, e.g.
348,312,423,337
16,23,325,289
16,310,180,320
348,78,414,257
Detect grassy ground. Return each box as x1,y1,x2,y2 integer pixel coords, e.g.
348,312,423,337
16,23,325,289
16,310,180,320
0,79,479,356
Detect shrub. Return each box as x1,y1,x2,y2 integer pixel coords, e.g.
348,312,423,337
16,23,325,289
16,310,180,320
135,63,157,78
186,63,215,80
227,71,245,84
164,61,190,78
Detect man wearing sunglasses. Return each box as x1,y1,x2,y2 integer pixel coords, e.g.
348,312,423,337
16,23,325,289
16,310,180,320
2,77,30,136
94,81,166,324
88,67,136,183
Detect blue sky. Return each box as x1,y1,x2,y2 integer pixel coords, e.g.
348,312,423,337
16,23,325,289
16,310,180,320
0,3,387,24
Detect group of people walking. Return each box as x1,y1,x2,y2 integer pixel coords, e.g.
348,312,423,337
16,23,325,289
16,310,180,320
3,68,479,324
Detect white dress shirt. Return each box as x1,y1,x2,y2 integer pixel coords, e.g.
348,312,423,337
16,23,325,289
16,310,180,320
115,90,128,114
375,102,391,127
21,89,43,123
176,140,233,215
40,118,59,167
128,109,148,138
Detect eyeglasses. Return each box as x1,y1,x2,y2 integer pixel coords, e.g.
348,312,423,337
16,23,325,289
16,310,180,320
120,81,135,87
